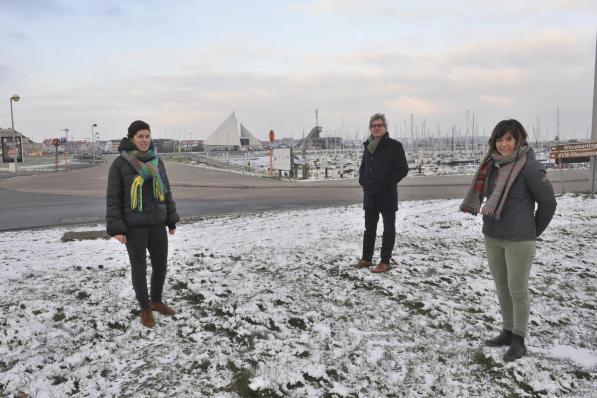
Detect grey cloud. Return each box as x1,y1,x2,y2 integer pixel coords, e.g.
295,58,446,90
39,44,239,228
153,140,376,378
0,0,145,19
295,0,597,19
292,0,449,19
1,0,73,17
0,63,12,83
23,52,592,140
0,32,31,40
446,31,592,69
15,26,594,141
101,4,125,17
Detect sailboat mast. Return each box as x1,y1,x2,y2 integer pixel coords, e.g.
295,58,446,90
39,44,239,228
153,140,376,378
410,113,414,153
471,113,475,157
556,106,560,140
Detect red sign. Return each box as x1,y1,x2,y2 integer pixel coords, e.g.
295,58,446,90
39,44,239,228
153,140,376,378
51,138,61,146
268,130,275,142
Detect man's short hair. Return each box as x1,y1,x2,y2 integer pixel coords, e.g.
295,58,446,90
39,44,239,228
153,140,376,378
369,113,387,128
127,120,151,138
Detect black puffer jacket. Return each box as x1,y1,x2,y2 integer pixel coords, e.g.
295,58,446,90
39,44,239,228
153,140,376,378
359,133,409,212
106,138,179,236
482,149,556,240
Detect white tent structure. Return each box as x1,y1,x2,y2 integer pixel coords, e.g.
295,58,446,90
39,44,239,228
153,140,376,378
240,123,262,148
205,111,262,150
204,112,240,150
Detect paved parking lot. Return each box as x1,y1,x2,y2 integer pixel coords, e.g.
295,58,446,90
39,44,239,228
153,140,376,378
0,159,592,231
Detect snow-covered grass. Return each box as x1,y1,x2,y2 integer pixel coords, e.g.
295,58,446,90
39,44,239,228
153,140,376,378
1,195,596,397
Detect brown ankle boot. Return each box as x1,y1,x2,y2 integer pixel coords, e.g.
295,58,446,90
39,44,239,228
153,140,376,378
140,308,155,327
150,300,176,315
371,261,391,273
353,259,373,269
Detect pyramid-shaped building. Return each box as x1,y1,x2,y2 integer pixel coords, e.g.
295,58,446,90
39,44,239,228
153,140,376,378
205,111,262,150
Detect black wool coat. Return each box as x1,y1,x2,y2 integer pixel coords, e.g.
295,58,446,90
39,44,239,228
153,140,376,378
106,138,180,236
359,133,409,212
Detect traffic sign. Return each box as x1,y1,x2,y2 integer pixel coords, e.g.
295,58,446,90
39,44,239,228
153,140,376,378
549,150,597,159
550,142,597,152
550,141,597,162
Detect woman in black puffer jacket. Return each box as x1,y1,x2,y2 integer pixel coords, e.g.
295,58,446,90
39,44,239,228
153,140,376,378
106,120,180,328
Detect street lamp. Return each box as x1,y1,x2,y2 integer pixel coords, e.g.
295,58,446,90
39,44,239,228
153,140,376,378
95,130,101,159
9,94,20,175
92,123,98,161
62,128,69,169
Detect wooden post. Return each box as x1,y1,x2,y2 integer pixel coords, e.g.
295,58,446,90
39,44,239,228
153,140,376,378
268,130,275,176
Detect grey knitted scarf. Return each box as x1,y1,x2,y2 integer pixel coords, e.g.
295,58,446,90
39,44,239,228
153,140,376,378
460,145,530,220
367,135,381,154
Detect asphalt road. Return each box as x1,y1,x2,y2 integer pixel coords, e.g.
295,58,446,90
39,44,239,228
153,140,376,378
0,159,592,231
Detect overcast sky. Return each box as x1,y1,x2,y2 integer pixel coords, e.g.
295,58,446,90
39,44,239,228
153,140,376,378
1,0,596,142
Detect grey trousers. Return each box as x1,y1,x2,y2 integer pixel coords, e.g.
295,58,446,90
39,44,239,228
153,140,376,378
484,235,536,337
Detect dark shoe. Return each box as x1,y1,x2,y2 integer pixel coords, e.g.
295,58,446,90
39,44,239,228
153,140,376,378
353,259,373,269
150,300,176,315
140,308,155,328
504,334,527,362
485,329,512,347
371,261,391,273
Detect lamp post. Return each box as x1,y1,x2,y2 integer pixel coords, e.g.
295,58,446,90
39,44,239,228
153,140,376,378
10,94,20,175
91,123,97,161
62,128,69,169
95,130,100,159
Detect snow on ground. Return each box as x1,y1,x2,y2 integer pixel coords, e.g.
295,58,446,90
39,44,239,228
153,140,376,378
1,194,596,397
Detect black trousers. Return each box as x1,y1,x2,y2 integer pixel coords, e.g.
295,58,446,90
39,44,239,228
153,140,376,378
125,225,169,309
362,209,396,263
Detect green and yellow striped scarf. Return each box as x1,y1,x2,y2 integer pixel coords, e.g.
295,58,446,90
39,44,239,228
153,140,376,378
120,148,167,211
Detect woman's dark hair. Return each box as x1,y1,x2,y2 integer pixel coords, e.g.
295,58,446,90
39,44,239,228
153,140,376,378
488,119,528,151
127,120,151,138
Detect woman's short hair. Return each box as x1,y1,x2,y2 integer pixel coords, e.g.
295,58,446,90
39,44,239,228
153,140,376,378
369,113,387,128
488,119,528,151
127,120,151,139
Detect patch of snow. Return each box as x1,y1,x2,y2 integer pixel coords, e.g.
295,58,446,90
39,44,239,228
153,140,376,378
538,345,597,368
0,194,595,396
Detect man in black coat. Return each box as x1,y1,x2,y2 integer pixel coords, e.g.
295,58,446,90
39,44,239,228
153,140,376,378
355,113,409,273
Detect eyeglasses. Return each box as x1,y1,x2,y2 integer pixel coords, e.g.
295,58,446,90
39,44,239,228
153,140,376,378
370,123,384,128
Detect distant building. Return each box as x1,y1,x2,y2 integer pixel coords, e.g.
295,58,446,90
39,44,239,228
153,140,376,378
295,126,342,149
152,139,176,153
263,137,298,148
181,140,204,152
110,139,121,153
97,140,112,153
0,128,33,156
205,111,263,151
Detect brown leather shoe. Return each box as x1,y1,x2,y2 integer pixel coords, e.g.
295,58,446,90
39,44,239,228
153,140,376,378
371,261,391,273
353,259,373,269
140,308,155,327
150,300,176,315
